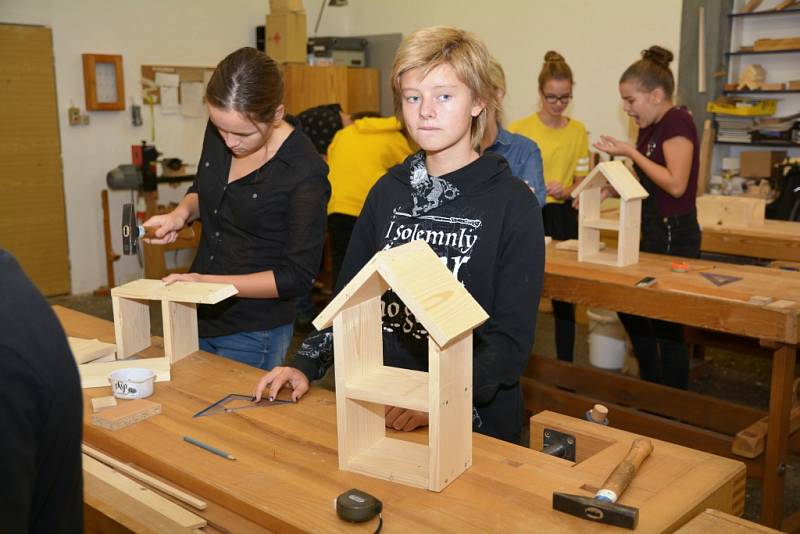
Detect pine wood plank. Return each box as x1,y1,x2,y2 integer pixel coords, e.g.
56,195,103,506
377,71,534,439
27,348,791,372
69,336,117,364
79,357,170,389
83,455,206,529
315,240,489,346
83,467,196,534
111,279,237,304
427,333,472,491
344,366,428,411
161,300,198,364
82,444,207,510
112,295,151,358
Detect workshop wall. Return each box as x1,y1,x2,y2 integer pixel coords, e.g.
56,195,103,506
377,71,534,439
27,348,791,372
0,0,267,293
1,0,682,294
316,0,684,149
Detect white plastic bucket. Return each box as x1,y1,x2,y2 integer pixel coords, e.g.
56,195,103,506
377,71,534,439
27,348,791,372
108,368,156,399
586,309,627,370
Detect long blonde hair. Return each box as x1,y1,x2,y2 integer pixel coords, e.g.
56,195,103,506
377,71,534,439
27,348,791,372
391,26,498,147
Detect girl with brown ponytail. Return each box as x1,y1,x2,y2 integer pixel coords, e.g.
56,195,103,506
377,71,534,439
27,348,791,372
143,48,330,371
509,51,590,363
594,45,701,390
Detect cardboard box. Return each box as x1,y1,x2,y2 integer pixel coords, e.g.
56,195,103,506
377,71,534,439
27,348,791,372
739,150,787,178
266,12,307,64
269,0,304,13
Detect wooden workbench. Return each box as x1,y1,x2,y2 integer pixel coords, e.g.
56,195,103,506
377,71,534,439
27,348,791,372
601,207,800,263
56,306,744,532
529,243,799,530
700,219,800,263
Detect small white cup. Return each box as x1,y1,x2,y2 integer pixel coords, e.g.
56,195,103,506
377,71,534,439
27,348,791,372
108,368,156,399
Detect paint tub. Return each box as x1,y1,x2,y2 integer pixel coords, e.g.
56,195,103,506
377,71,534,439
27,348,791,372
587,309,627,371
108,368,156,399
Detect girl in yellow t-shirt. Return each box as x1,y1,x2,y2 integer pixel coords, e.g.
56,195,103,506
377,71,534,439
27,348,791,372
509,51,589,363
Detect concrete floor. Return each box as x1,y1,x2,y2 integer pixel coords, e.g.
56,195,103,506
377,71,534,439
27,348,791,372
51,291,799,523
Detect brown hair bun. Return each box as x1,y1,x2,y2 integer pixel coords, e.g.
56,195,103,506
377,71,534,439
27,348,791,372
544,51,565,63
641,46,673,69
538,50,573,90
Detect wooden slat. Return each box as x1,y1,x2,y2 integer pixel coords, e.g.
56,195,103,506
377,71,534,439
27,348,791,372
80,357,170,389
111,279,237,304
82,444,207,510
525,357,764,436
83,455,206,529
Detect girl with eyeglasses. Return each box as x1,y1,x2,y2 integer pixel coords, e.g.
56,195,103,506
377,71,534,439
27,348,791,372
593,46,700,390
509,51,589,363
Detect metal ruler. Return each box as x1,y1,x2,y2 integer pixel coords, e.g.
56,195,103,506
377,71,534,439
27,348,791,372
193,393,291,418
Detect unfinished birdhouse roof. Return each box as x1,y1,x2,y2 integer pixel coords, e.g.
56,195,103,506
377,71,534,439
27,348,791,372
110,279,238,304
313,240,489,347
571,161,649,201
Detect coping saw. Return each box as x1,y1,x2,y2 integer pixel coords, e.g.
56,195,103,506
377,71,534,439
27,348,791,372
193,393,291,418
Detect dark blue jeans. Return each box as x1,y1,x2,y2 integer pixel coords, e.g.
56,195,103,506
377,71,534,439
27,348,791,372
617,211,701,389
199,324,294,371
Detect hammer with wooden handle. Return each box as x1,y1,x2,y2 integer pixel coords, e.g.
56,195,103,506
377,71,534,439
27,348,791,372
553,438,654,529
121,203,194,255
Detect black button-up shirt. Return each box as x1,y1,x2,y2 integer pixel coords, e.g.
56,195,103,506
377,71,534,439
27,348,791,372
188,122,330,337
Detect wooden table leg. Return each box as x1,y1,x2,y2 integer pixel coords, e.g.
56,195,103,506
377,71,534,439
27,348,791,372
761,343,796,528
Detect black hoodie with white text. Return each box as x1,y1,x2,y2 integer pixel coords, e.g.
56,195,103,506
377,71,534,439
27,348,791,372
292,151,544,443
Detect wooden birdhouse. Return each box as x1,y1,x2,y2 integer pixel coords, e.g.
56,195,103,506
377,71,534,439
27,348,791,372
313,240,489,491
87,280,236,382
571,161,649,267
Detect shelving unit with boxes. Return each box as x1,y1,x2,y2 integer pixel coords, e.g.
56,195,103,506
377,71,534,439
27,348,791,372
712,1,800,167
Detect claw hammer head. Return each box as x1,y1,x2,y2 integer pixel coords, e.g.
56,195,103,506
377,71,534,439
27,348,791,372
121,203,143,255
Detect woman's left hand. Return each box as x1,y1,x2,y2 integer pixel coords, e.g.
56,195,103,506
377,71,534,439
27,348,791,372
593,135,634,158
162,272,203,285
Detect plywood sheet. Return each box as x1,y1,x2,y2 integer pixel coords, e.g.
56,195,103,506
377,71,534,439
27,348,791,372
0,24,70,295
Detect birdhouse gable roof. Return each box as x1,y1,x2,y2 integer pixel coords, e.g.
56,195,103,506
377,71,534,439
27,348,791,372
571,161,648,201
313,240,488,347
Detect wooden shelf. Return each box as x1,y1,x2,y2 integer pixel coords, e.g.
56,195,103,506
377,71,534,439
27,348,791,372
581,250,620,267
729,7,800,18
582,218,620,231
345,366,429,411
727,48,800,56
346,437,429,489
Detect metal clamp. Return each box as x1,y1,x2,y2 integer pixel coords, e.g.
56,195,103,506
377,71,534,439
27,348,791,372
542,428,576,462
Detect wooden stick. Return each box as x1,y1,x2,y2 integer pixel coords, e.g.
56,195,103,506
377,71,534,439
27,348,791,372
596,438,653,503
82,443,207,510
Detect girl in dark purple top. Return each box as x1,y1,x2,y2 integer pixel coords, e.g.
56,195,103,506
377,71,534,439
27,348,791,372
593,45,701,390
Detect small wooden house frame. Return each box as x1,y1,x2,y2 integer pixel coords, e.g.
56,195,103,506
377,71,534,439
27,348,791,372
313,240,488,491
98,280,237,386
571,161,649,267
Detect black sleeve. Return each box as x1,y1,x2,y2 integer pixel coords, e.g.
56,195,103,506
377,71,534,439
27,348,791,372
291,183,380,380
0,349,40,532
272,170,331,299
473,195,544,405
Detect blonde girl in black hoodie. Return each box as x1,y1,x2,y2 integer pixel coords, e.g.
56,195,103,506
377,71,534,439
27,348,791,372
254,26,544,444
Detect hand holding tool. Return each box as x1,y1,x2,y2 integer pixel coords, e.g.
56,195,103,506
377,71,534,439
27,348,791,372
553,438,654,529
